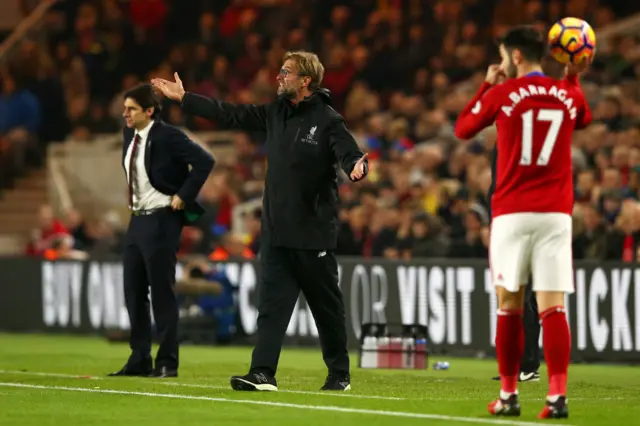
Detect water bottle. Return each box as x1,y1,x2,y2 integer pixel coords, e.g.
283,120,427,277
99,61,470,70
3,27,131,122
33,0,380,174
360,335,378,368
415,338,427,369
377,336,390,368
389,337,403,368
433,361,450,371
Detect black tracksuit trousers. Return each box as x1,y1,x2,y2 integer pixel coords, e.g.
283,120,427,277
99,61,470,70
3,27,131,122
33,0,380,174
249,242,350,377
522,281,541,372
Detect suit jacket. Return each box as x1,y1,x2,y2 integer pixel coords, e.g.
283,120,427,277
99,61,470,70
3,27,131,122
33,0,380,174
122,120,214,222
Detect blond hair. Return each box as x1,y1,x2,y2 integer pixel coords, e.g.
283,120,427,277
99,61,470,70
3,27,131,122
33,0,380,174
283,50,325,91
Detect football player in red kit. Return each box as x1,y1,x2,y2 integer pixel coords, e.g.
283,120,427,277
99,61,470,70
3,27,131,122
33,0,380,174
454,26,592,419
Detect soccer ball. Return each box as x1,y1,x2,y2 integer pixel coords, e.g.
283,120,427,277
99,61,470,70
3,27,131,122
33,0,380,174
548,17,596,65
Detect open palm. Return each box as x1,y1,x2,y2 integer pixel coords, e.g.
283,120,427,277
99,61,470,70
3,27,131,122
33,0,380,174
350,153,369,181
151,72,186,102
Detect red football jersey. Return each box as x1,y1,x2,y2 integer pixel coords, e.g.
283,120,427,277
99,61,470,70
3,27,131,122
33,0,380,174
455,73,592,217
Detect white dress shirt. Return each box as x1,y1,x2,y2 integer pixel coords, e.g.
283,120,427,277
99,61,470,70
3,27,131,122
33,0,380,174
124,120,172,210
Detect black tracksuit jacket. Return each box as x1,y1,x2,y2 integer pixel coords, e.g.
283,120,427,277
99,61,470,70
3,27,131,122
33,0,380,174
180,88,367,250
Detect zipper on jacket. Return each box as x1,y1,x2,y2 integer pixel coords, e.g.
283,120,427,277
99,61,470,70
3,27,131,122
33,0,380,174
288,126,301,157
294,127,300,141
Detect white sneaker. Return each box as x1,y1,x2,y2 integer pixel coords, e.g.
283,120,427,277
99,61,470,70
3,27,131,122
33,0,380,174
519,371,540,382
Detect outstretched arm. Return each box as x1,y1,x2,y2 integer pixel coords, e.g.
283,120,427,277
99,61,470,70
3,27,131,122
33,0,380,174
152,72,267,131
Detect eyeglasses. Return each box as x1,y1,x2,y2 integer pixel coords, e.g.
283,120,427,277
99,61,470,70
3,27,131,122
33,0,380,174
279,68,305,77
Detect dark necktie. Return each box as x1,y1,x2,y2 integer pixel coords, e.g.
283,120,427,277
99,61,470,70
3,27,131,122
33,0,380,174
128,134,142,208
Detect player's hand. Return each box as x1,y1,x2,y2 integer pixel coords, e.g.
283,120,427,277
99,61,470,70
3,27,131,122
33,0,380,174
480,226,490,247
485,65,504,85
171,194,185,210
151,72,186,102
350,153,368,181
565,59,589,77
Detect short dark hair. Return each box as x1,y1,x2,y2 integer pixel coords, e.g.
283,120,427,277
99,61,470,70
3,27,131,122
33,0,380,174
124,83,162,119
497,25,546,63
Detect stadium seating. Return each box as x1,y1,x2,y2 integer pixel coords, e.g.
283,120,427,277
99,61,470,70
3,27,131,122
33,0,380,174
0,0,638,262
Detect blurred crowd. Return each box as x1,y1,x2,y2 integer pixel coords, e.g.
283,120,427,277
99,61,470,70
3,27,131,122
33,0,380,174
8,0,640,262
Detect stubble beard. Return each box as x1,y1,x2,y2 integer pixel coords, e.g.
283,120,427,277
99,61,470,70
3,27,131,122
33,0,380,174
278,84,297,99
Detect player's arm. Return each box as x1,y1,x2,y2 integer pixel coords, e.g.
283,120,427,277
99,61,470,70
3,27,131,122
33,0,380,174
575,94,593,129
454,84,500,139
564,70,580,87
564,62,592,129
454,65,502,140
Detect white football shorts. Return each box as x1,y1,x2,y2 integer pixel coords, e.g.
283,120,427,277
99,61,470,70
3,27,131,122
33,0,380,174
489,212,574,293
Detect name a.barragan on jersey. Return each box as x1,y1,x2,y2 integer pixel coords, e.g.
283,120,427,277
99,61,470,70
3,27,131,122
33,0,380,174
502,85,578,120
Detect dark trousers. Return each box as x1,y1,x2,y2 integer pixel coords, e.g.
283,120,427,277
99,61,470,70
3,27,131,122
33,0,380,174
250,243,349,377
123,208,183,370
522,282,541,372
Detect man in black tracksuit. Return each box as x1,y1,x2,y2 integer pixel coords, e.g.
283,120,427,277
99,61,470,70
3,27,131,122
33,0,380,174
152,51,368,392
487,147,541,381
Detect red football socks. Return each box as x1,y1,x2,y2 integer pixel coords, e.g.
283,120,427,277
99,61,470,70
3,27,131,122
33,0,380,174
495,309,524,394
540,306,571,398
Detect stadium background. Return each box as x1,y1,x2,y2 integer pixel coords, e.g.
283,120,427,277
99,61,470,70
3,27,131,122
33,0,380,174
0,0,639,363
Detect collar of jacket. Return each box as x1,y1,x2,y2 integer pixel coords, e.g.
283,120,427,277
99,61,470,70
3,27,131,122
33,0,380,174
282,87,333,110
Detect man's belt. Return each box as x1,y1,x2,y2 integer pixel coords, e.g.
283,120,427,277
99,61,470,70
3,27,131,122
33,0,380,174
130,206,171,216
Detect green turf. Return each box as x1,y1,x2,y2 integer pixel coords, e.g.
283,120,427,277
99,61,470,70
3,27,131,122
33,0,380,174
0,333,637,426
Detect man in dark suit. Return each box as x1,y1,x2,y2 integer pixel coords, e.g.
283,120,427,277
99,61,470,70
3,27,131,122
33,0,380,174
153,51,368,391
109,84,214,378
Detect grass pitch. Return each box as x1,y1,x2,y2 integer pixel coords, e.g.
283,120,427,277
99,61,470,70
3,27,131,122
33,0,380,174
0,333,638,426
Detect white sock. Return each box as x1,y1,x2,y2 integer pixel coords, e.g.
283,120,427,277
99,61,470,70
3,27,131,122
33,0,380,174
500,389,518,400
547,394,562,403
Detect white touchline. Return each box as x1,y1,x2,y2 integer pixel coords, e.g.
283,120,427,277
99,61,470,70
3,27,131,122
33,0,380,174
0,382,569,426
160,382,625,402
0,370,626,402
0,370,403,401
0,370,102,380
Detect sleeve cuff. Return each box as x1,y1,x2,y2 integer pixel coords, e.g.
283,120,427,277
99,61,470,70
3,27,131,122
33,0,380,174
180,92,189,107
